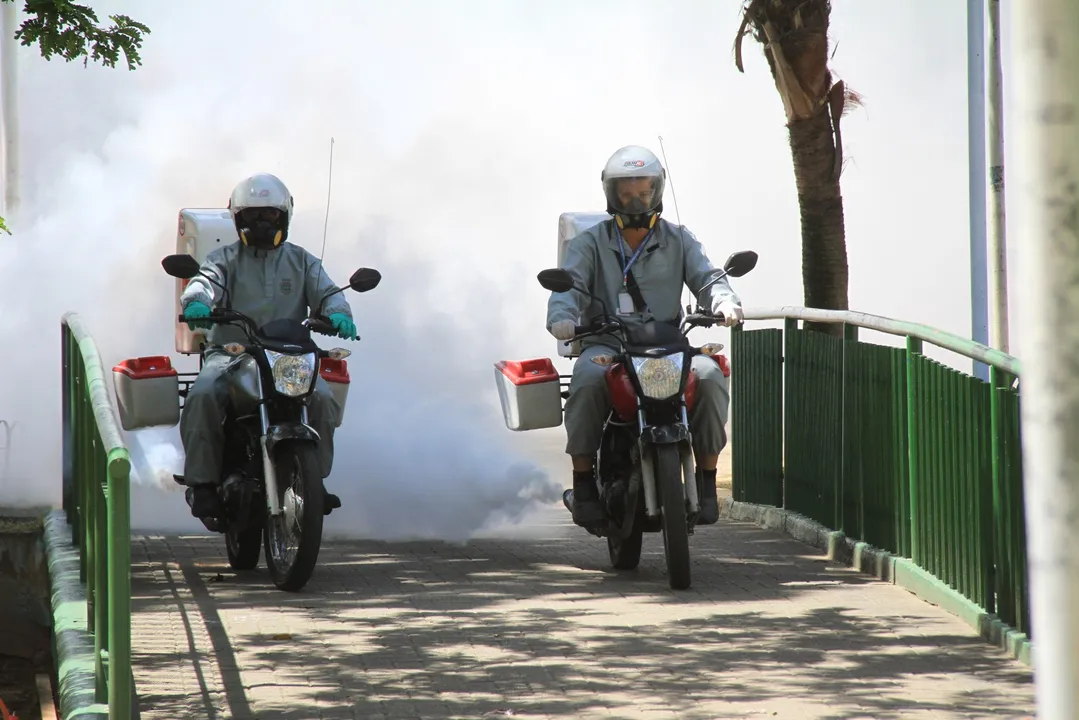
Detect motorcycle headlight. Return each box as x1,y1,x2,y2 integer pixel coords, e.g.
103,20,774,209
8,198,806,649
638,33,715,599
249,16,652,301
630,352,686,400
264,350,317,397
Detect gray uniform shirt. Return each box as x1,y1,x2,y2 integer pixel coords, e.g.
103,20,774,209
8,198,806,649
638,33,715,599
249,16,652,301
546,218,740,348
180,241,353,347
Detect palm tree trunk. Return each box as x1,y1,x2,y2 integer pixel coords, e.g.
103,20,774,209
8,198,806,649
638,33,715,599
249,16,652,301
734,0,855,337
790,104,849,334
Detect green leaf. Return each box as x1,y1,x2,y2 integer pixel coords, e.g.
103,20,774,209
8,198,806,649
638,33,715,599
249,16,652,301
4,0,150,70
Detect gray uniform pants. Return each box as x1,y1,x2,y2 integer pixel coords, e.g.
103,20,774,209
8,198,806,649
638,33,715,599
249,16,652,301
179,350,341,487
564,344,730,457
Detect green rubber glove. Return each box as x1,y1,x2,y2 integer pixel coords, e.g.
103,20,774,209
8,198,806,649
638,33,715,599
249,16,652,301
183,301,212,330
329,312,356,340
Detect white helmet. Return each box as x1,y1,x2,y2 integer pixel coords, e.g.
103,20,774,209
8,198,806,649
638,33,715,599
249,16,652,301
600,145,666,230
228,173,295,250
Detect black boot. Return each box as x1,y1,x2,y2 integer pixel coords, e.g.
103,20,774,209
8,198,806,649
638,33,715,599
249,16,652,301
189,485,223,519
323,482,341,516
566,469,605,528
696,468,719,525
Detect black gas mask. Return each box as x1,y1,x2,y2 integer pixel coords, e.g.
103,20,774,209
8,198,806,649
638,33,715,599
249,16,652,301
611,198,663,231
237,207,288,250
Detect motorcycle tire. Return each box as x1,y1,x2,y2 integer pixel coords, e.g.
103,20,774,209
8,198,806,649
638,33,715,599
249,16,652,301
225,516,262,570
263,444,325,591
607,499,644,570
656,444,691,590
607,528,644,570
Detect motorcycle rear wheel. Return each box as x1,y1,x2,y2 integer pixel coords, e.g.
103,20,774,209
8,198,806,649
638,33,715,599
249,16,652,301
263,445,324,591
607,527,643,570
607,494,644,570
225,519,262,570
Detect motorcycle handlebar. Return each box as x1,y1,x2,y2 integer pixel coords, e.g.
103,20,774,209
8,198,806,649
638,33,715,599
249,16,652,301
570,312,727,341
684,312,725,328
305,317,336,336
177,311,339,338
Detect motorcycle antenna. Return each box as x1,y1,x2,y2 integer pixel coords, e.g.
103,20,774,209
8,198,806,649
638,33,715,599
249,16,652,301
657,135,694,314
313,137,336,317
319,136,335,264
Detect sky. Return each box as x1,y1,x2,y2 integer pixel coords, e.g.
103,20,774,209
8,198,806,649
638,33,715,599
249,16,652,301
0,1,1022,536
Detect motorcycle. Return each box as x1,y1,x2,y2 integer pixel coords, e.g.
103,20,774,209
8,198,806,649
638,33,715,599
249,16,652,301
159,253,381,591
536,250,757,590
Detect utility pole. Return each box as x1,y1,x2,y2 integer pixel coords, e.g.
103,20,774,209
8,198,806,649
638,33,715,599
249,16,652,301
967,0,989,380
986,0,1009,352
1,0,19,220
1012,1,1079,717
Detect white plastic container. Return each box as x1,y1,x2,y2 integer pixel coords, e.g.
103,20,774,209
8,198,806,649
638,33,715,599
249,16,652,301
556,211,611,358
494,358,563,431
318,358,350,428
112,356,181,431
175,208,240,355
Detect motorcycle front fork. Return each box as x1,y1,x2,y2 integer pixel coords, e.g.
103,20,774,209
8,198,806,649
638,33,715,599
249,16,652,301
257,372,311,518
638,403,699,520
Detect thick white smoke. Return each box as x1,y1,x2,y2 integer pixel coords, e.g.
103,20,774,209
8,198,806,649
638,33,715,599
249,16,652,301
0,1,1008,538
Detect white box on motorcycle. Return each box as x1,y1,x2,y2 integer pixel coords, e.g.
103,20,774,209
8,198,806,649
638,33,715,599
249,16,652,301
170,207,353,428
174,208,239,355
556,211,612,359
494,358,563,431
112,356,181,431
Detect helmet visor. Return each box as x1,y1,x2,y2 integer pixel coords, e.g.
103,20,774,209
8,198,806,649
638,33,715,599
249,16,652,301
237,207,283,224
603,175,663,216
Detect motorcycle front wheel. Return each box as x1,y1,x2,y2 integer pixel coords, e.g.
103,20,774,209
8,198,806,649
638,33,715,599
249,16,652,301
263,444,325,591
656,444,691,590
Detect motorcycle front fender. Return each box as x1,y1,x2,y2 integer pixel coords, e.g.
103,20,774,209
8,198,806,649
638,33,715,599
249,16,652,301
264,421,321,456
638,423,697,518
641,423,690,445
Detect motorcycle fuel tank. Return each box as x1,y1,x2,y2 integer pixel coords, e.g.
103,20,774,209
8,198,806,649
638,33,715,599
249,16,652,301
226,354,262,415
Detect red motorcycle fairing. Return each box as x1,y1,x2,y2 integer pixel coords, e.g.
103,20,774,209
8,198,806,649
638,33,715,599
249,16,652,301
606,353,732,420
605,362,638,422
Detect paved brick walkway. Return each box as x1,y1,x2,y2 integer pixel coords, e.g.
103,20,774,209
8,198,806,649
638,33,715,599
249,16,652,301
129,502,1035,720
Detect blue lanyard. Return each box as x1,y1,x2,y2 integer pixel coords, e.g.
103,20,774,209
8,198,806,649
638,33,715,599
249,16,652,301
616,227,654,285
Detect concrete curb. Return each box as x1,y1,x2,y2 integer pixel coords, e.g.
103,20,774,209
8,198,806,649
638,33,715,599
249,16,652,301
719,497,1033,667
42,510,108,720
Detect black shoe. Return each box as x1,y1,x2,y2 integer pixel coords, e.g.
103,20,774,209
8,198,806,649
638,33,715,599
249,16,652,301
568,470,605,528
323,487,341,516
696,468,719,525
189,485,223,519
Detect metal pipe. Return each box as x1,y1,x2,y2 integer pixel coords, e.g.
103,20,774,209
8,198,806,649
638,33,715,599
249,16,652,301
968,0,990,381
1,0,19,219
1011,0,1079,715
987,0,1010,353
742,305,1020,375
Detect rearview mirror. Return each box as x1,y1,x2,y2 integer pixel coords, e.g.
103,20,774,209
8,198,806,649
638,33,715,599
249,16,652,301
162,254,201,280
537,268,576,294
723,250,758,279
348,268,382,293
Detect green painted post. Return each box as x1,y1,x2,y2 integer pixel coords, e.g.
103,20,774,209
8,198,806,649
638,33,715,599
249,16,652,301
990,367,1008,619
906,337,923,565
783,318,798,512
107,451,133,719
842,324,860,539
83,403,95,618
94,470,108,703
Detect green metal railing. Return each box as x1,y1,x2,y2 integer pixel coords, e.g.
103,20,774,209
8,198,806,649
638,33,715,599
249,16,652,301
730,307,1029,638
61,312,134,718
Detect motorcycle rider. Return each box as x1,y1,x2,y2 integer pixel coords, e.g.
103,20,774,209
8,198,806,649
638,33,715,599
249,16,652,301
179,172,357,521
546,145,744,529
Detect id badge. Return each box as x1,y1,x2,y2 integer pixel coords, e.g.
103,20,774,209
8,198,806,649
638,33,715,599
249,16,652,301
617,291,635,315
